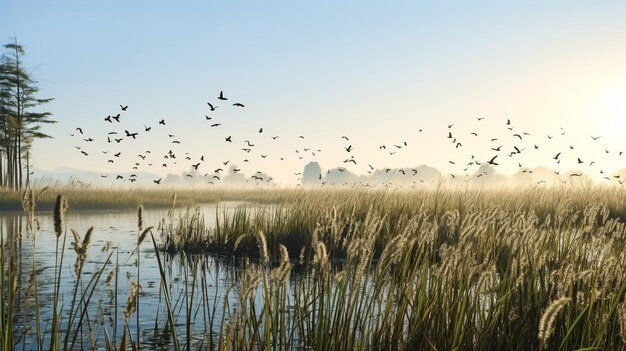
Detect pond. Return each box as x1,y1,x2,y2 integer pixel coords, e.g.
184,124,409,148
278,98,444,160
0,202,274,350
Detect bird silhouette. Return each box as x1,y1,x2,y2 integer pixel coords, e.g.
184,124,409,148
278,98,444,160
487,155,499,166
104,116,112,123
591,135,601,140
218,91,227,100
112,114,120,122
207,102,218,111
153,178,162,184
159,119,165,125
211,123,221,127
120,105,128,111
144,125,151,132
125,130,138,139
233,103,245,107
76,127,83,134
225,136,232,142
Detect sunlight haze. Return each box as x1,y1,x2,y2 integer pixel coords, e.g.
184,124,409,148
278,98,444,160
2,1,626,186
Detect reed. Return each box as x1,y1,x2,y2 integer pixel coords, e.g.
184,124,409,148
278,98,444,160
3,186,626,349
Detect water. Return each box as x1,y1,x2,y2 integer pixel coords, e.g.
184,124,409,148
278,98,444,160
0,202,254,350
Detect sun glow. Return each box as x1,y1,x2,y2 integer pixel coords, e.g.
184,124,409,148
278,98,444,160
593,84,626,143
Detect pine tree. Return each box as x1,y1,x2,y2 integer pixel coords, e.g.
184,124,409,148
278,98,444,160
0,37,55,189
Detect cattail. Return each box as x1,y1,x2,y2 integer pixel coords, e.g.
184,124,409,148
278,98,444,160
82,227,93,249
124,281,140,319
256,231,269,264
137,205,144,231
53,195,65,238
278,244,289,264
28,189,35,215
171,193,177,208
138,226,153,246
270,244,293,285
72,227,93,274
71,228,82,254
538,297,571,347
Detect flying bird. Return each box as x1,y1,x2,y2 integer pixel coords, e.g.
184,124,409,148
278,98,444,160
487,155,499,166
233,103,245,107
218,91,227,100
125,130,138,139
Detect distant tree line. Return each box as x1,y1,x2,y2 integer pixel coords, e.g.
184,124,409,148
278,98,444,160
0,37,55,189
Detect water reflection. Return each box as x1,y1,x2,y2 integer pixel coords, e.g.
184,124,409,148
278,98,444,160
0,202,258,350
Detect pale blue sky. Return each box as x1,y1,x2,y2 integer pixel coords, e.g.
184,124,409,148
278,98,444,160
2,1,626,185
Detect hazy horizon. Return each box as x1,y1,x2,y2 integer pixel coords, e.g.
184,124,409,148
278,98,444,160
3,1,626,186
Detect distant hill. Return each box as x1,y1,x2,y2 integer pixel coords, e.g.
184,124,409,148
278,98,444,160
301,162,626,188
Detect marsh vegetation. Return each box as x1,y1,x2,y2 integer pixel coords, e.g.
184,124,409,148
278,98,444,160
2,186,626,350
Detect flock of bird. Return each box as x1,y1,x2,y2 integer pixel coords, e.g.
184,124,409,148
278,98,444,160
68,92,626,188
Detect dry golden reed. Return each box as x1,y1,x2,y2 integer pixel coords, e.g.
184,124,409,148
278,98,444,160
538,297,571,347
137,205,144,231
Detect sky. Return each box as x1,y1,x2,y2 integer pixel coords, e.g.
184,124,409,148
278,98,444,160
2,1,626,186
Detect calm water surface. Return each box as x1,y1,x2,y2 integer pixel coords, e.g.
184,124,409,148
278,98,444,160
0,202,262,350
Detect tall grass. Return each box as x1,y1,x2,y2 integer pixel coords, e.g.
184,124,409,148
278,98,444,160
156,187,626,349
3,186,626,349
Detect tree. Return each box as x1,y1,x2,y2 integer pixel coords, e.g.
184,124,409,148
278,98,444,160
0,37,55,189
